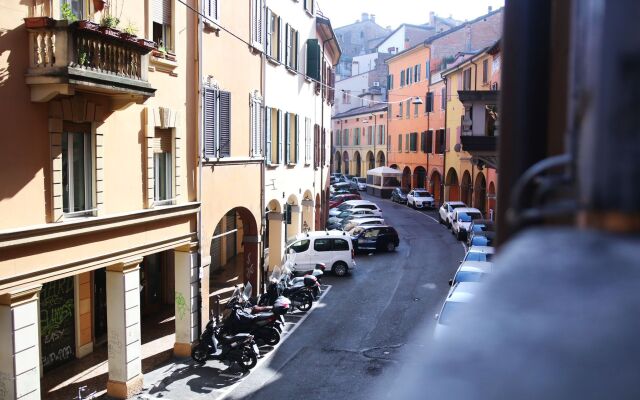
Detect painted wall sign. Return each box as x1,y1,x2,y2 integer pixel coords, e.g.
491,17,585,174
40,277,76,371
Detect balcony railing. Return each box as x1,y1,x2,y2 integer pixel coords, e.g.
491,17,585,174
25,19,156,102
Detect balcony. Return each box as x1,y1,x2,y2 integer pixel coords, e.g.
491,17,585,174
25,19,156,103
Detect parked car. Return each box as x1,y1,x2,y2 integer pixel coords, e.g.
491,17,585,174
329,200,381,217
438,201,467,227
451,208,484,240
327,209,377,227
449,261,493,287
406,189,435,209
350,177,367,191
462,246,495,263
466,220,495,247
336,212,383,229
343,217,385,232
329,193,361,209
350,225,400,253
390,187,409,204
331,182,351,193
285,231,356,277
434,282,481,340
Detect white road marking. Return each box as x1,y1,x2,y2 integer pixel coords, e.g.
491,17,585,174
215,284,333,400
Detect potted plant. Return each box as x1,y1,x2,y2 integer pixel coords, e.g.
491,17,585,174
120,22,138,42
92,0,107,12
75,20,100,31
99,14,120,38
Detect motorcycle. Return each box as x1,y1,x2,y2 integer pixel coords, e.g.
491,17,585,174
290,263,324,299
259,265,316,311
191,308,259,371
222,284,289,346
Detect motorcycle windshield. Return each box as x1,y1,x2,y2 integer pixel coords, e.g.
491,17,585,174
243,282,253,300
270,266,283,282
230,286,241,300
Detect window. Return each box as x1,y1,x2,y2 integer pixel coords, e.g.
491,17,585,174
426,92,434,113
314,124,321,168
441,87,446,110
251,0,264,49
414,64,420,82
266,9,281,61
427,130,433,153
203,86,231,158
285,112,299,164
202,0,219,22
435,129,445,154
314,238,332,252
387,74,394,90
414,103,419,118
343,128,349,146
290,239,310,253
153,0,173,51
304,117,311,164
410,132,417,151
378,125,385,145
400,70,405,87
420,131,427,153
285,24,299,70
463,68,472,90
399,101,403,118
354,127,361,145
332,239,350,251
406,99,410,119
367,126,373,145
61,0,83,20
483,59,489,84
398,135,402,152
303,0,314,14
426,59,431,83
335,129,341,146
62,129,93,215
265,107,281,164
153,128,173,204
405,133,409,152
250,92,263,157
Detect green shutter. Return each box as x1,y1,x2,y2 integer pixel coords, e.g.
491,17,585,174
306,39,320,81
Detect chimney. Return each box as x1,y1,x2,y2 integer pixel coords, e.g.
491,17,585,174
361,13,369,22
371,14,376,23
429,11,435,26
488,5,493,13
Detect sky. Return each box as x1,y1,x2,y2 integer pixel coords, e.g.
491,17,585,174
316,0,505,30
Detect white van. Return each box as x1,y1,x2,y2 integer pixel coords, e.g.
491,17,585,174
285,231,356,277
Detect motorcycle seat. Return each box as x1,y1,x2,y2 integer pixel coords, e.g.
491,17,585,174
253,312,274,321
220,332,252,343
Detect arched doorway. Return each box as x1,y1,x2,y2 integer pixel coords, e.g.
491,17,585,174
210,207,260,302
354,151,362,177
376,151,386,167
402,166,412,190
342,151,350,175
334,152,342,173
414,166,427,188
474,172,487,215
445,168,460,201
461,171,472,206
430,170,442,206
366,151,375,171
488,181,497,220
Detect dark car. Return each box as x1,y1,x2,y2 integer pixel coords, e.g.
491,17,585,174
466,220,496,247
351,225,400,253
390,188,409,204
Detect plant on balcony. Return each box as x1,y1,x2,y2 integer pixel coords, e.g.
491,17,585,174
121,22,139,42
78,51,88,66
99,14,120,38
61,3,78,22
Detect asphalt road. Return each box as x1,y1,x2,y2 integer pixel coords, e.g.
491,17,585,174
223,194,465,400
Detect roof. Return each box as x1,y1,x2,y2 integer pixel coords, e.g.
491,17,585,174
441,40,501,77
459,261,494,273
332,103,388,119
366,166,403,176
297,230,351,239
447,281,482,302
316,16,342,65
468,245,495,254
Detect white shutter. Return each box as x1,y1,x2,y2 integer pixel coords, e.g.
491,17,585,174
285,23,290,67
252,0,264,47
153,0,171,24
278,17,283,62
265,9,272,57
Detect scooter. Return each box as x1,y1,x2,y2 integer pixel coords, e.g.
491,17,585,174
289,264,324,299
259,266,316,311
191,305,259,371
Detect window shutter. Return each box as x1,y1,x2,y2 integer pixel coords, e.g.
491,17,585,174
254,0,264,46
277,110,283,163
278,17,283,62
420,131,426,153
211,0,219,20
306,39,320,80
284,112,290,163
285,23,290,66
427,130,433,153
294,114,299,163
265,9,272,56
203,87,216,158
153,0,171,24
219,91,231,157
265,107,272,163
456,126,461,145
295,30,299,70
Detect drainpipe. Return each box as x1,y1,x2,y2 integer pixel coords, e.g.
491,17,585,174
321,36,335,228
196,3,204,331
259,21,266,294
442,76,448,201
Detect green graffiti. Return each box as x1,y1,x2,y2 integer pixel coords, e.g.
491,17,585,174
175,292,186,320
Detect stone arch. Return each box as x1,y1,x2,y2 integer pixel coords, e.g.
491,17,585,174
461,170,472,206
353,151,362,177
402,166,412,190
342,151,350,175
445,168,460,201
474,172,487,215
334,151,342,173
414,166,427,188
366,151,375,171
376,151,386,167
430,170,443,206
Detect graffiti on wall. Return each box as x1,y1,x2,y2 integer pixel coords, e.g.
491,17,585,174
40,278,76,371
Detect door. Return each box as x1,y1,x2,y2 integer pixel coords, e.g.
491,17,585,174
140,253,163,316
93,268,107,346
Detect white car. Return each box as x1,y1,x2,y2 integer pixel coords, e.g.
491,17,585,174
449,260,493,287
406,189,435,209
327,208,377,225
434,281,482,340
285,231,356,276
329,200,380,217
451,207,483,240
343,217,385,232
350,177,367,191
438,201,467,227
463,246,495,263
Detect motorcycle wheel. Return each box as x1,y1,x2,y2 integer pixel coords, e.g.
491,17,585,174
295,292,313,312
263,327,281,345
238,348,258,371
191,344,208,364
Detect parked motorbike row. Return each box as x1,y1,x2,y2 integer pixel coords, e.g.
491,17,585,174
190,262,324,371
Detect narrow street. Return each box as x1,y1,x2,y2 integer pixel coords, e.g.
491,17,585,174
223,194,464,400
